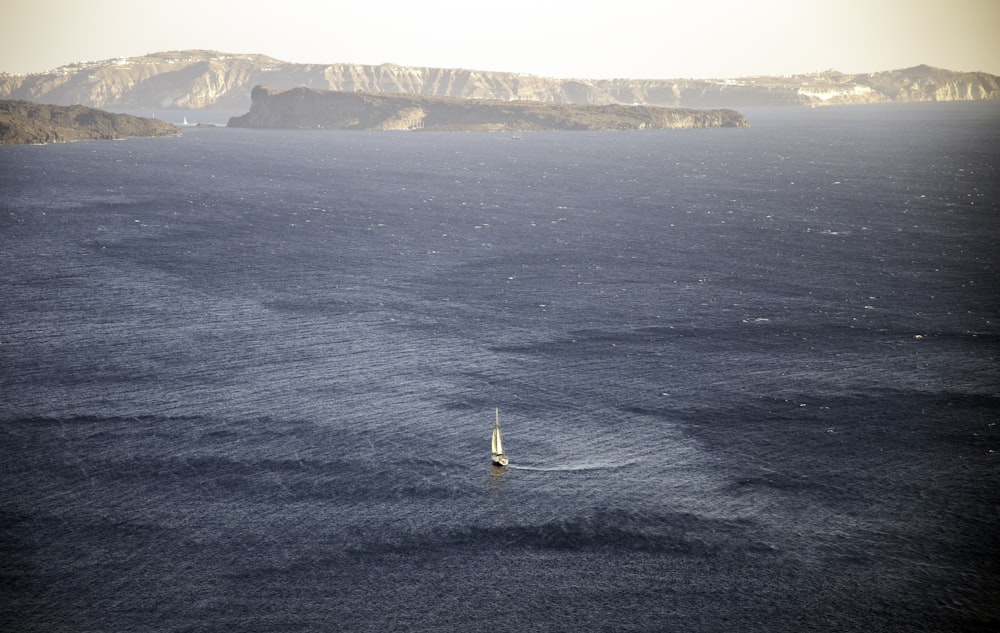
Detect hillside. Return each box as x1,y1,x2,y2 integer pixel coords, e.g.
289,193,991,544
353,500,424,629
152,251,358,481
2,51,998,110
0,100,178,144
227,86,750,131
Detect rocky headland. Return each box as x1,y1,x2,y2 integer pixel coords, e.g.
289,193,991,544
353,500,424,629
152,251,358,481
2,51,997,111
226,86,750,131
0,100,178,144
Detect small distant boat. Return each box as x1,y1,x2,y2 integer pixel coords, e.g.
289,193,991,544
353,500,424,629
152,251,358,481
491,408,509,467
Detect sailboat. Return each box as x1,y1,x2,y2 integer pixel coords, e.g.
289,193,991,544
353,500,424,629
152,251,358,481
491,408,509,467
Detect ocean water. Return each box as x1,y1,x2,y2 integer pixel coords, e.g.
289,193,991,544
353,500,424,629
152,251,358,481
1,103,998,632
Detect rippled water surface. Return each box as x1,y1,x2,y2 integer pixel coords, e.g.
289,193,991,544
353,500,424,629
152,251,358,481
2,103,999,632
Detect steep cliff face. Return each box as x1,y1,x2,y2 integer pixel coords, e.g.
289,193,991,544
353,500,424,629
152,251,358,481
227,86,750,131
0,52,276,110
597,66,1000,107
1,50,998,110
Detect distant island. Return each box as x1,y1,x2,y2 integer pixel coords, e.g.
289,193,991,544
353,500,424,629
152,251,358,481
2,51,998,111
0,100,178,144
227,86,750,131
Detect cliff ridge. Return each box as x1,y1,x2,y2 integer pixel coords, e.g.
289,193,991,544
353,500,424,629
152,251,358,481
2,51,997,110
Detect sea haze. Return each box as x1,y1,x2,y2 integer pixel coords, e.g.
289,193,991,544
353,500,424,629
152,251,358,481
1,103,998,632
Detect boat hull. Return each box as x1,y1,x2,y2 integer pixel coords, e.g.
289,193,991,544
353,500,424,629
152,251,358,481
491,453,509,467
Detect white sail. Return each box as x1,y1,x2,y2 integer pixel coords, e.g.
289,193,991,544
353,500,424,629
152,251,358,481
492,425,503,455
491,408,503,455
491,407,508,466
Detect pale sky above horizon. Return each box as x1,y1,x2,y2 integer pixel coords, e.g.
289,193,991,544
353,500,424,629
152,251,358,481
2,0,998,79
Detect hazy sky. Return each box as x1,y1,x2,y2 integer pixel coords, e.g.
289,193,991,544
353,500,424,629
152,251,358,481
3,0,998,78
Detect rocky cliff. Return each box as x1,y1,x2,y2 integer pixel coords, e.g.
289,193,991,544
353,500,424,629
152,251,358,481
2,51,998,110
0,100,179,144
226,86,750,131
594,65,1000,106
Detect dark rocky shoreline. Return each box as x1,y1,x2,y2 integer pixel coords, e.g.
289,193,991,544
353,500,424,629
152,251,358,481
0,100,178,145
227,86,750,131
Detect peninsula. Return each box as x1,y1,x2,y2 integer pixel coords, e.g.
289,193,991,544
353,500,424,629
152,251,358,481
0,100,178,144
227,86,750,131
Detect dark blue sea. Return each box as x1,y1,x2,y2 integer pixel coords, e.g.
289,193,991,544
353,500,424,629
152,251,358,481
2,103,999,632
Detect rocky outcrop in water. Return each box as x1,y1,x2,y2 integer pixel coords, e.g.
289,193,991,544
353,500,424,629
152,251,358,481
2,51,997,110
0,100,178,144
226,86,750,131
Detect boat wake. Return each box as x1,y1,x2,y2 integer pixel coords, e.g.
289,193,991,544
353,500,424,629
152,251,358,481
510,460,641,472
